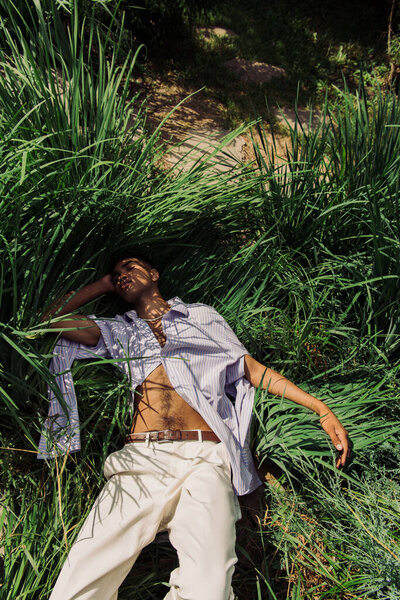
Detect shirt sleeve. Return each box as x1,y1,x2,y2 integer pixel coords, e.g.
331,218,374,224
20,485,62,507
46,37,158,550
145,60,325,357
207,306,255,446
205,306,249,380
37,315,111,460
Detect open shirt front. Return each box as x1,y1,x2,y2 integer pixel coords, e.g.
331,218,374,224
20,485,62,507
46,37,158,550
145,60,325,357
37,297,262,496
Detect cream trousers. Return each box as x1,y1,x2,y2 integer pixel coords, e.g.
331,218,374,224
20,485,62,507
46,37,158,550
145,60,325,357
50,440,241,600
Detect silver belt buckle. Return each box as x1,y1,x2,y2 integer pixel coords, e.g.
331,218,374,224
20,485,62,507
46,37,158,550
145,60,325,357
157,429,174,443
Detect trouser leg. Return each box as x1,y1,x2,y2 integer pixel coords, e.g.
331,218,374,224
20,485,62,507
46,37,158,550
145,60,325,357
164,442,241,600
49,444,174,600
49,441,241,600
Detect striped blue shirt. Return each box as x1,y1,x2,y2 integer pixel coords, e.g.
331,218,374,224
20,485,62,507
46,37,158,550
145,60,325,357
37,297,262,495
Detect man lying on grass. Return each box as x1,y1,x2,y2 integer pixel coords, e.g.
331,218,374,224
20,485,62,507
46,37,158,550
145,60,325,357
39,250,350,600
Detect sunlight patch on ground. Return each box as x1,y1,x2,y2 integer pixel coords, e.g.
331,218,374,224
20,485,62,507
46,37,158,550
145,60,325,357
197,26,237,40
225,58,286,84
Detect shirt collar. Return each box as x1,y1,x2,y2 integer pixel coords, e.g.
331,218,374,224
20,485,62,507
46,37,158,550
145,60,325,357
124,296,189,321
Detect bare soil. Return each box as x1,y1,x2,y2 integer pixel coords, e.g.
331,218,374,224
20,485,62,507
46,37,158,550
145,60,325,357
137,27,319,172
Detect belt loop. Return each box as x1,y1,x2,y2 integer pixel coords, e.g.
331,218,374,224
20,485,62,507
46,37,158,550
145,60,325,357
197,429,203,442
146,432,150,447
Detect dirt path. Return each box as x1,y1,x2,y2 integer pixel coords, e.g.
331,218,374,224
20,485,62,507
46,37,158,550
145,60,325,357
139,27,319,172
140,73,247,171
140,73,287,172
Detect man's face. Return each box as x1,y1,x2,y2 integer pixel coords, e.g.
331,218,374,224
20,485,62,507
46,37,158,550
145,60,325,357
111,257,158,302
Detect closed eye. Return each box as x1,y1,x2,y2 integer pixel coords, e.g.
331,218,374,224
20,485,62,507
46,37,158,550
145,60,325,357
112,260,139,284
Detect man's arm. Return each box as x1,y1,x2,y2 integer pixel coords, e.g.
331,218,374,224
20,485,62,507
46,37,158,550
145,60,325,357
244,354,350,467
41,275,115,346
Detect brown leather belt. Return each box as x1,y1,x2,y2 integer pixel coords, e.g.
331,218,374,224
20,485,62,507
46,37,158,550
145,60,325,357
125,430,220,444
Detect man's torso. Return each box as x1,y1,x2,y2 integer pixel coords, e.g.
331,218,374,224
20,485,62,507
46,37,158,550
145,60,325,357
131,319,214,434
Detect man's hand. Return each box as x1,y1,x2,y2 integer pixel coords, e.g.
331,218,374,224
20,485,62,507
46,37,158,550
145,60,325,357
319,410,350,467
99,273,116,294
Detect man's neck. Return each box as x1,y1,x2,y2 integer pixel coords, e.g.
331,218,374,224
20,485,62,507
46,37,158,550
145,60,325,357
132,291,171,321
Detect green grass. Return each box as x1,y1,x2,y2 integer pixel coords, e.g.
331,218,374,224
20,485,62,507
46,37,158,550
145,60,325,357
1,2,400,599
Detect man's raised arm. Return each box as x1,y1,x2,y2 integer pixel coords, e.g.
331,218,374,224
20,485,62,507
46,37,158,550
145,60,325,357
41,275,115,346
